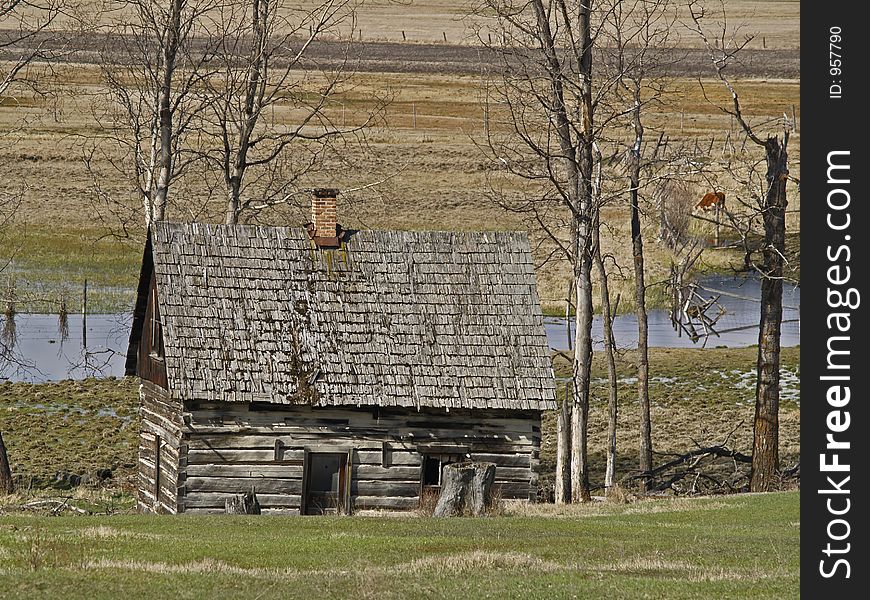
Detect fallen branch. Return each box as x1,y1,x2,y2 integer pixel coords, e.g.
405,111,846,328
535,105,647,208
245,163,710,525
4,498,92,515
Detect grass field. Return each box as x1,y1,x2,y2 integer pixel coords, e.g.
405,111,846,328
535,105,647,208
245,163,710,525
0,491,799,599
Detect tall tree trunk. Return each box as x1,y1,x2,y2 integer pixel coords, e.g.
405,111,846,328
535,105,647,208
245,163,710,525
224,0,268,225
153,0,184,223
569,0,595,505
528,0,595,503
571,240,594,503
593,212,619,492
555,384,572,504
226,179,241,225
628,100,653,492
750,134,788,492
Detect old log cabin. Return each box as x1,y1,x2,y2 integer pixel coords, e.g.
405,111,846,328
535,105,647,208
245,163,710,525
125,190,556,514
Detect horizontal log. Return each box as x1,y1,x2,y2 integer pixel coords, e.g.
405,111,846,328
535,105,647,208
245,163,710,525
183,492,301,509
355,465,421,480
185,477,302,495
157,484,178,512
493,481,533,500
187,449,300,464
357,450,420,466
142,393,182,425
186,464,304,479
490,467,533,481
187,403,538,424
140,416,182,447
352,496,419,510
187,434,378,451
184,425,534,445
470,453,532,468
353,480,419,497
187,447,414,466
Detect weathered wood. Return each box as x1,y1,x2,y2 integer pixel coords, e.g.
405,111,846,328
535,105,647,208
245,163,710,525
184,492,301,509
471,453,531,468
356,450,421,466
186,464,304,478
225,489,261,515
355,465,422,480
184,429,534,447
187,448,305,464
137,385,185,514
186,477,302,494
353,496,420,510
433,462,496,517
491,481,532,499
353,480,420,497
148,398,541,513
0,431,13,495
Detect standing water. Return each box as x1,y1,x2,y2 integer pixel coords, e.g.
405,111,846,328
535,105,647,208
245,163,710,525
2,274,798,383
0,313,131,383
545,273,800,350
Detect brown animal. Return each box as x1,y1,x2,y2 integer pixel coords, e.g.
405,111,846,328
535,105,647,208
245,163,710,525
696,191,725,210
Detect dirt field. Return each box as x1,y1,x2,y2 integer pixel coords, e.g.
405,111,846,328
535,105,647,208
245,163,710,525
314,0,800,49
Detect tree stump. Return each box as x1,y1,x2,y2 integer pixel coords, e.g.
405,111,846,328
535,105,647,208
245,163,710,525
0,431,13,495
225,488,261,514
433,462,497,517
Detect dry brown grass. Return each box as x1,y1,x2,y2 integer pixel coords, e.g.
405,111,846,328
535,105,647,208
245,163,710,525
542,346,801,493
292,1,800,49
1,58,799,313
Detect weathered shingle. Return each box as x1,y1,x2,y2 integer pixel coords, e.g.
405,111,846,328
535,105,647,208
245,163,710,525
133,222,556,411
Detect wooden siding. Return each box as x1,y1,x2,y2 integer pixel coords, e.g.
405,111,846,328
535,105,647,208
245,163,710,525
137,381,185,514
178,403,541,514
136,274,168,389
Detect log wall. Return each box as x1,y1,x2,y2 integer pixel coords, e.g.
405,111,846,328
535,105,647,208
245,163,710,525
178,402,542,514
137,381,184,514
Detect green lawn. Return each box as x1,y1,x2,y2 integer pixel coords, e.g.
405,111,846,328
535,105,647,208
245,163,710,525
0,491,799,599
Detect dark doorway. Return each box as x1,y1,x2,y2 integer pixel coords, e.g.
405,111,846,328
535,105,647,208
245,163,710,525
420,452,464,505
422,455,443,490
303,452,349,515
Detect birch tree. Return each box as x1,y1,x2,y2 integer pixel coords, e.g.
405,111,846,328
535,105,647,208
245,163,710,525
597,0,678,492
480,0,602,502
199,0,378,225
90,0,221,228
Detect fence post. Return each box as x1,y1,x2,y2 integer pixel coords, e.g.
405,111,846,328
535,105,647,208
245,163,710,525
82,279,88,348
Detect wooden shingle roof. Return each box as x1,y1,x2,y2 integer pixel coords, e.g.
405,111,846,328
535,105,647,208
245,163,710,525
128,221,557,411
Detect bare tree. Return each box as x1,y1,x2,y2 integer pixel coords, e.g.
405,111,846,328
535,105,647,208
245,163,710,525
592,208,620,492
1,0,65,99
199,0,380,225
597,0,679,492
480,0,600,502
688,1,793,491
87,0,383,231
481,0,688,499
89,0,223,228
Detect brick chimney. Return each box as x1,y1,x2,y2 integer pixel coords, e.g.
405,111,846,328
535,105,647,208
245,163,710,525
308,188,342,248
